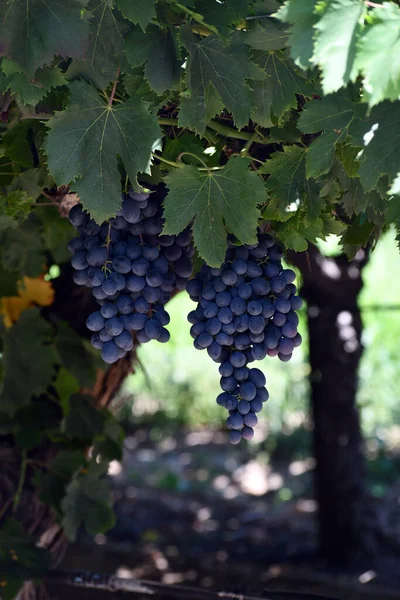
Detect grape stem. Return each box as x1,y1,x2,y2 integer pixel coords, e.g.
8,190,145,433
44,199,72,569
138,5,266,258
102,221,113,276
177,151,209,170
364,1,382,6
108,68,121,107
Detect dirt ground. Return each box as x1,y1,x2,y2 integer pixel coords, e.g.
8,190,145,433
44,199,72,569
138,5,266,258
56,427,400,600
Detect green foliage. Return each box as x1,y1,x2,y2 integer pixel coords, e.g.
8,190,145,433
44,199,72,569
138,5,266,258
0,309,57,415
61,474,115,541
0,519,50,599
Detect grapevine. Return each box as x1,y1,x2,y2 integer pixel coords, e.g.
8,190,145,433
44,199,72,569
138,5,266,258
0,0,399,593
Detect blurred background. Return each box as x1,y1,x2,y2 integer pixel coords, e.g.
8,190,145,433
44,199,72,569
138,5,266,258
57,230,400,600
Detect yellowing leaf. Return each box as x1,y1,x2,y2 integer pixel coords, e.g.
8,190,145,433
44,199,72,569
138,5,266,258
0,276,54,328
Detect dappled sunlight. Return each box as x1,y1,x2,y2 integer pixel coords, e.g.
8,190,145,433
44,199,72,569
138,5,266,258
289,458,316,477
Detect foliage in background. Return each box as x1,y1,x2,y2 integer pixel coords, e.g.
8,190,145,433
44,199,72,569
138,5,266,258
2,0,400,594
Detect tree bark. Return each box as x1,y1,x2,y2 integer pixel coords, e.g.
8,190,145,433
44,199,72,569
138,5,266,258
288,245,377,566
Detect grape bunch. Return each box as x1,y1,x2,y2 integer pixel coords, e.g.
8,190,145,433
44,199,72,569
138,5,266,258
68,189,193,364
186,233,302,443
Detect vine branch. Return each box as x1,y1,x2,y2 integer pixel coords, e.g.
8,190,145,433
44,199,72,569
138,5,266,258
45,570,333,600
158,118,266,144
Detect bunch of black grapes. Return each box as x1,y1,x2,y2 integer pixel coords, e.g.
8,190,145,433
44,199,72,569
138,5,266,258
186,233,302,443
68,188,193,364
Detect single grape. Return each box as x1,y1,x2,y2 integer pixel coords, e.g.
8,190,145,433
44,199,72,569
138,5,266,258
239,381,257,401
132,257,150,277
71,251,88,271
219,362,234,377
105,316,124,337
87,246,107,267
206,317,222,336
215,292,231,308
230,351,246,368
86,311,105,332
229,430,242,444
101,341,122,364
91,333,103,350
237,400,251,415
226,413,244,430
112,255,132,274
234,367,249,382
115,330,134,351
116,295,135,315
232,259,247,275
244,413,258,427
220,376,238,393
196,332,213,349
248,368,266,388
101,302,119,319
241,426,254,440
221,270,237,285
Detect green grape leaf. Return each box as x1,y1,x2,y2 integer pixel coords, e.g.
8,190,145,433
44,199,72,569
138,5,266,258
193,0,248,35
34,450,86,513
243,20,289,51
0,0,90,76
0,519,50,591
298,93,359,134
179,29,253,134
116,0,157,30
1,216,45,278
61,475,115,541
13,400,61,449
306,131,338,178
0,191,33,226
277,224,309,252
336,142,361,178
63,394,107,440
69,0,130,90
45,80,161,223
342,218,374,245
354,2,400,106
55,322,97,389
312,0,364,94
250,51,315,126
125,26,181,93
163,157,266,267
275,0,319,69
348,101,400,190
2,121,44,168
261,145,307,205
2,63,67,107
54,368,80,412
37,207,75,264
0,309,57,416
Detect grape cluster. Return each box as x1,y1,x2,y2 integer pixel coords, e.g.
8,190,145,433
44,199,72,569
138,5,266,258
68,189,193,364
186,233,302,443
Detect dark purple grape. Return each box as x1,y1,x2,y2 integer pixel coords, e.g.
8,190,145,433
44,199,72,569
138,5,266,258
101,341,122,364
86,311,105,332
